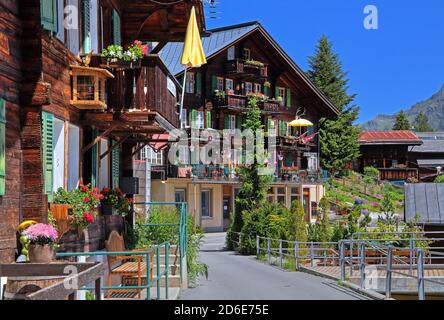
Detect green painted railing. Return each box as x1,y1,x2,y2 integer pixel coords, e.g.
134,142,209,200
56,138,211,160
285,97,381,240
56,242,169,300
135,202,189,285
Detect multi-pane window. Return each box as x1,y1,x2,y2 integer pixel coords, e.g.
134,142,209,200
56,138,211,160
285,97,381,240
243,48,251,60
290,187,300,205
277,188,286,205
201,190,212,217
141,146,163,165
229,115,236,131
254,83,262,94
245,82,253,95
217,77,225,91
196,111,205,129
185,73,195,94
278,87,286,106
181,109,188,127
226,79,234,91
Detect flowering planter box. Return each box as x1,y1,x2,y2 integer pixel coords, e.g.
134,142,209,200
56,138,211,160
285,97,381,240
100,57,141,69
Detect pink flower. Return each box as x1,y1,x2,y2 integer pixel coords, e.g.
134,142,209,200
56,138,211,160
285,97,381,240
142,44,149,56
24,223,58,242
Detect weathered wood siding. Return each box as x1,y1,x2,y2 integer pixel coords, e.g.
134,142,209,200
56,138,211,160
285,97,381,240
0,0,22,263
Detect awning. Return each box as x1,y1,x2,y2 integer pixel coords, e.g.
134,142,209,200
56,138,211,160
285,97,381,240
148,134,170,153
417,159,444,168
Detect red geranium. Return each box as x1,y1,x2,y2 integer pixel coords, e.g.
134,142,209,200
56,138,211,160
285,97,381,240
102,187,110,194
83,212,94,223
81,185,88,193
83,197,91,204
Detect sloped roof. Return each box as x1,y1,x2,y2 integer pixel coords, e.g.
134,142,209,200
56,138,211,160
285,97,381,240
410,132,444,153
160,21,258,75
359,131,422,146
159,21,339,116
405,183,444,225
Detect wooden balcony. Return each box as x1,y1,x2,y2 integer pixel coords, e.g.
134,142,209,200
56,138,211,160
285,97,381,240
214,94,280,114
379,168,418,181
225,59,268,78
104,55,180,128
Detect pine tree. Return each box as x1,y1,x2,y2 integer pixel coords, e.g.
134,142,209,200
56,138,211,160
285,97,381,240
288,200,308,243
318,197,332,243
226,98,271,249
308,36,361,173
393,110,412,130
414,112,433,132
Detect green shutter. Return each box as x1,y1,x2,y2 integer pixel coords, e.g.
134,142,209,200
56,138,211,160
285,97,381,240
112,9,121,45
236,115,242,130
206,111,212,128
0,99,5,196
275,87,280,99
190,109,197,128
82,0,91,53
91,129,98,188
267,118,273,132
41,0,58,33
286,88,292,108
224,114,229,129
196,72,202,96
279,121,287,137
264,86,270,97
42,112,54,202
211,76,218,93
111,140,120,189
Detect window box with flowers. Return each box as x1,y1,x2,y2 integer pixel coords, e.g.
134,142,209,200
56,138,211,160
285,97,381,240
53,185,103,235
100,40,148,69
100,187,131,217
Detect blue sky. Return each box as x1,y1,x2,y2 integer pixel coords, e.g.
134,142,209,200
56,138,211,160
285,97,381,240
205,0,444,123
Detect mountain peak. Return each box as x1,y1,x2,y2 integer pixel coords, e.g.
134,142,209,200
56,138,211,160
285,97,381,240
362,84,444,131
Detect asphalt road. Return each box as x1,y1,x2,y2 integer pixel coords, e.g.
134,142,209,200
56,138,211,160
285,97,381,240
180,233,369,300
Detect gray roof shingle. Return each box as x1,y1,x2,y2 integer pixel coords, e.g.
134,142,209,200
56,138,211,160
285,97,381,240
159,22,259,76
410,132,444,153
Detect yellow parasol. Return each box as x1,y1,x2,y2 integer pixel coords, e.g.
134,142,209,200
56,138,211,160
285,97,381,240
288,118,314,127
179,6,207,128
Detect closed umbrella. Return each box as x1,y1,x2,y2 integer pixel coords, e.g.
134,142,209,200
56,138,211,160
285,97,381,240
179,6,207,128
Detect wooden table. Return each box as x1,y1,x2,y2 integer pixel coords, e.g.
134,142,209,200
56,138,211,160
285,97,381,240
0,262,104,300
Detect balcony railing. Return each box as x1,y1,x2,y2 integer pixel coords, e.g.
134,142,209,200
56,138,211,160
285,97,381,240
226,59,268,78
379,168,418,181
214,93,280,113
94,55,179,127
166,164,322,183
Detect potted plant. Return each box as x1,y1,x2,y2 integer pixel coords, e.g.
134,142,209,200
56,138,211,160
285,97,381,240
101,40,146,69
66,185,103,234
101,187,131,217
24,223,58,263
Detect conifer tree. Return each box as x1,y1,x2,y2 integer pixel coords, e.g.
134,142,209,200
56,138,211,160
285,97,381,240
307,36,361,173
414,112,433,132
393,110,412,130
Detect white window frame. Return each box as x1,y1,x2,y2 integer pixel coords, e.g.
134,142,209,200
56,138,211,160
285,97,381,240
245,82,253,95
278,87,286,106
141,146,164,165
201,190,212,218
225,78,234,91
185,73,195,94
254,83,262,94
217,77,225,91
229,115,236,131
196,111,205,129
243,48,251,60
181,108,188,128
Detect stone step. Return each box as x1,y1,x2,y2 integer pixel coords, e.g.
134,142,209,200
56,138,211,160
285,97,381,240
151,264,180,276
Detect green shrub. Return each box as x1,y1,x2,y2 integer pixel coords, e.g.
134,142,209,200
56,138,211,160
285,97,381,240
435,174,444,183
363,167,380,184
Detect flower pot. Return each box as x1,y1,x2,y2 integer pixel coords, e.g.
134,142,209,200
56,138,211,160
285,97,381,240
28,244,54,264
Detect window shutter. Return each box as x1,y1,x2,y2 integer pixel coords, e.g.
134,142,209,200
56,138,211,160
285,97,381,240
41,0,58,33
112,9,121,45
275,87,280,99
91,129,98,188
0,99,5,196
211,76,218,93
190,109,197,128
236,115,242,130
206,111,212,128
264,86,270,97
279,121,286,137
111,140,120,189
82,0,91,53
267,118,273,132
196,72,202,96
42,112,54,202
286,88,292,108
224,114,229,129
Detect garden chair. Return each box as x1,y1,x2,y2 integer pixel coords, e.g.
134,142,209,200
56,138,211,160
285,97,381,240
105,231,154,299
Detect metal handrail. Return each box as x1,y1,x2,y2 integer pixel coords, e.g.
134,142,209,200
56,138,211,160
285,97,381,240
56,242,169,300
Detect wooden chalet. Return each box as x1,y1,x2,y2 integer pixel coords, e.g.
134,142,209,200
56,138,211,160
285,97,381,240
358,131,423,181
408,132,444,182
134,22,339,231
0,0,204,262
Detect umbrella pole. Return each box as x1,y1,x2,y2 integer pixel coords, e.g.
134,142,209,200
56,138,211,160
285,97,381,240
179,68,188,129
